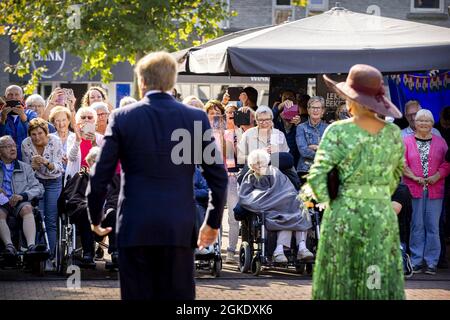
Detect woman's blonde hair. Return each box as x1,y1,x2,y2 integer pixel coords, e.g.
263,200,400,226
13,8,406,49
28,117,49,136
49,106,72,124
183,96,205,110
204,99,224,114
135,51,177,92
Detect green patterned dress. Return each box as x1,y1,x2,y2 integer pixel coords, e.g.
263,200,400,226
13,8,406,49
306,119,405,300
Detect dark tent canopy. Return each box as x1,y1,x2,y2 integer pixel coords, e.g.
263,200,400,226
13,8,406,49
177,7,450,76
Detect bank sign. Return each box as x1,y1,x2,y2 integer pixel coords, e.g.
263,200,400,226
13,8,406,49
31,50,66,78
9,41,133,83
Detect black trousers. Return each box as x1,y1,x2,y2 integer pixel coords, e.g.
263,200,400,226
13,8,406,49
76,209,117,255
118,246,195,300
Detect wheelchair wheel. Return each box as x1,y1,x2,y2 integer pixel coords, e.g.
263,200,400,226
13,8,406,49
239,242,252,273
210,258,222,278
251,256,261,276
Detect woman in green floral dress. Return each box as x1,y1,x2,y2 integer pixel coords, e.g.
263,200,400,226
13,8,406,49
305,65,406,299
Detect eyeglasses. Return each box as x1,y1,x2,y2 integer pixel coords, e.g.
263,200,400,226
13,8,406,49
0,144,16,149
80,115,94,120
416,119,432,123
97,113,108,117
257,118,272,123
308,107,323,111
28,104,44,109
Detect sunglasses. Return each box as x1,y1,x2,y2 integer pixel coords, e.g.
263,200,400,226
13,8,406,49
80,115,94,120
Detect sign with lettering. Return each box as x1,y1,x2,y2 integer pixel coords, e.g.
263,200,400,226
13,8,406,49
31,50,66,78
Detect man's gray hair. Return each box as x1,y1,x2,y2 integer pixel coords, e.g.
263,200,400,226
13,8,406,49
0,135,15,146
415,109,434,124
307,96,325,108
255,105,273,119
5,85,23,98
25,94,45,108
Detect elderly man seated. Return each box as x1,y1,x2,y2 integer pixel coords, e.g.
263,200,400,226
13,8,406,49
0,135,45,256
238,149,313,263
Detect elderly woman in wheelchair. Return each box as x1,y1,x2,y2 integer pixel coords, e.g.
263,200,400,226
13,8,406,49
0,135,46,261
61,146,118,269
238,149,313,264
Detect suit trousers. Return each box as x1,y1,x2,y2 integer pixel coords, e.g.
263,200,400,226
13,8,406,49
118,246,195,300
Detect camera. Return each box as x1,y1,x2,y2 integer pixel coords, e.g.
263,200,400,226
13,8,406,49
233,110,251,126
5,100,22,115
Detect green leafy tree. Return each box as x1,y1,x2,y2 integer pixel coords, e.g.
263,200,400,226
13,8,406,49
0,0,232,95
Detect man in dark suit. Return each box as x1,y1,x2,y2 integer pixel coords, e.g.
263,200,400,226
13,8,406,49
86,51,228,300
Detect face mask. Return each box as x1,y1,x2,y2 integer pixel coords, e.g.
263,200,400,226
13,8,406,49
236,101,242,108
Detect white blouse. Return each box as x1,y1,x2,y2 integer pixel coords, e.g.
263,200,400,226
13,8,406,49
21,135,64,180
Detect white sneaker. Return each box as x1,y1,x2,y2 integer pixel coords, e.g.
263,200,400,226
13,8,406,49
44,259,56,272
297,248,314,261
225,251,237,264
273,252,288,263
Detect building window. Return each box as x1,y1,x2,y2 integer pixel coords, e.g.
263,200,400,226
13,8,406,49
308,0,329,12
273,0,294,25
410,0,444,13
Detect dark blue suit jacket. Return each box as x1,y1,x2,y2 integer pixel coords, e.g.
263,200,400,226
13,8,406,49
87,93,228,249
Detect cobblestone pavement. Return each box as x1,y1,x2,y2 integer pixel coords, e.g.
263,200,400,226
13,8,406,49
0,210,449,300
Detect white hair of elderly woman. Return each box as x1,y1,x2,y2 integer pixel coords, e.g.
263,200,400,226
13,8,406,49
25,94,45,108
90,101,110,114
75,106,98,124
255,105,273,119
85,146,101,166
247,149,271,170
415,109,434,124
119,96,138,108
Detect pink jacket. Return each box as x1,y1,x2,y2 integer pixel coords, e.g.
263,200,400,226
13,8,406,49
403,134,450,199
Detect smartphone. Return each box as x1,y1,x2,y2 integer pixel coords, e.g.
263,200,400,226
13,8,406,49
233,110,250,126
81,123,96,135
6,100,22,115
212,115,225,130
227,87,244,101
55,90,67,105
281,104,299,121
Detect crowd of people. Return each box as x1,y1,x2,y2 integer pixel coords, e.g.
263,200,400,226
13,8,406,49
0,84,137,271
183,84,450,275
0,70,449,283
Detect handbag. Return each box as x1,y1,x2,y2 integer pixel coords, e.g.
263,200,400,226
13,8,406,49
327,167,339,200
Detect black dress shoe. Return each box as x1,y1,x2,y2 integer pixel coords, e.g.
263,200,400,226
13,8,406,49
81,253,96,268
4,244,17,256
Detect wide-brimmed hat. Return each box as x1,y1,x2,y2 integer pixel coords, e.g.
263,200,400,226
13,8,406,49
323,64,402,118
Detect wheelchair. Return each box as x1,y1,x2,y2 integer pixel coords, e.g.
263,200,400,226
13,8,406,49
237,204,321,276
195,232,222,277
55,208,117,274
0,200,50,276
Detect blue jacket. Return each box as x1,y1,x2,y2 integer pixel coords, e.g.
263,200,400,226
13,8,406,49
194,166,209,206
0,109,37,160
87,92,228,249
295,119,328,172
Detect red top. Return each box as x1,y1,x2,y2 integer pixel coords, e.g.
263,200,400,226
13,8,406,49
80,138,92,168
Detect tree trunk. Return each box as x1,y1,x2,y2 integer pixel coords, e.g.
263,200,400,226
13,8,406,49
132,50,145,99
